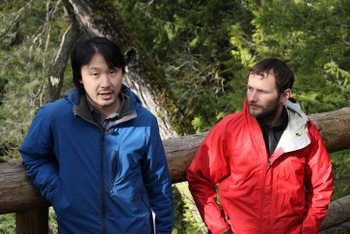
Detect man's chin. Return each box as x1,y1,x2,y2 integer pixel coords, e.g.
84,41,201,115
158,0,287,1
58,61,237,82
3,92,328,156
249,110,263,118
249,107,259,116
96,100,114,107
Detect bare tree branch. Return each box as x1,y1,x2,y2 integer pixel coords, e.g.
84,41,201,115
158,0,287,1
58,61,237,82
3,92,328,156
47,25,80,102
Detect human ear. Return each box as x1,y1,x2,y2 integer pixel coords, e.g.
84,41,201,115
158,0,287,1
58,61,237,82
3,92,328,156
281,89,291,103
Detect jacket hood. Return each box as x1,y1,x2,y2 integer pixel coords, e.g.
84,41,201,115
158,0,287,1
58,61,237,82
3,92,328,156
243,98,311,156
283,98,309,123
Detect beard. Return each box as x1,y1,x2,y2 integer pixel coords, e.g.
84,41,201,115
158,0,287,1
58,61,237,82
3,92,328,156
248,97,280,122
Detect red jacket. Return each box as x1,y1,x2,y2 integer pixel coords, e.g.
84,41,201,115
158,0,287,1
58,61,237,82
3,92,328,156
186,100,333,234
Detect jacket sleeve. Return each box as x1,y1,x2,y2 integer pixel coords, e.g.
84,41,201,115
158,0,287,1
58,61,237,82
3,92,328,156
302,121,333,233
19,106,59,204
186,121,231,234
142,116,174,234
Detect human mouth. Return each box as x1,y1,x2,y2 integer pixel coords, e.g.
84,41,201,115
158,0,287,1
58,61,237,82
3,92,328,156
99,90,113,100
248,103,260,109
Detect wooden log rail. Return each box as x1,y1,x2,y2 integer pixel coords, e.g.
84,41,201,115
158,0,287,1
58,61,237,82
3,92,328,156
1,107,350,233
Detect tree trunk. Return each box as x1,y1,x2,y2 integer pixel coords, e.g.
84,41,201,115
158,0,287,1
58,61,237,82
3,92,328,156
62,0,193,139
47,3,80,102
47,25,80,102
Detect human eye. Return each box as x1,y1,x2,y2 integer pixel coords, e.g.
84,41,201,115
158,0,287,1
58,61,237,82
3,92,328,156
109,68,120,76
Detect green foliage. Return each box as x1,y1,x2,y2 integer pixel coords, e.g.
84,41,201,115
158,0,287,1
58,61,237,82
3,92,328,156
0,208,58,234
0,0,71,160
330,150,350,200
0,214,15,233
116,0,350,130
192,111,226,133
172,183,207,234
48,208,58,234
230,0,350,115
1,0,349,156
115,0,251,131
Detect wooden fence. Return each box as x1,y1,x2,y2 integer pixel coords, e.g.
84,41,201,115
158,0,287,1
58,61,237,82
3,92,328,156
1,107,350,233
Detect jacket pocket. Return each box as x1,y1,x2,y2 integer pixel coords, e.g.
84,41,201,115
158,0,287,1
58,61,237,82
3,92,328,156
109,151,120,188
52,178,71,221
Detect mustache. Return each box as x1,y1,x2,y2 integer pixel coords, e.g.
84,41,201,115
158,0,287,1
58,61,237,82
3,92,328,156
248,102,261,108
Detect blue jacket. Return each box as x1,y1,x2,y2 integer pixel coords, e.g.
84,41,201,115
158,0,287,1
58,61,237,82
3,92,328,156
19,85,174,233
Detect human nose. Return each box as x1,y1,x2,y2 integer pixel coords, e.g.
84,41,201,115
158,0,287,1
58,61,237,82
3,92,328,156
100,73,111,87
247,89,258,102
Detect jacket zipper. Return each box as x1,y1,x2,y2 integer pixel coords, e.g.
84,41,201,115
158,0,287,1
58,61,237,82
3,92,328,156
260,155,272,231
100,132,106,234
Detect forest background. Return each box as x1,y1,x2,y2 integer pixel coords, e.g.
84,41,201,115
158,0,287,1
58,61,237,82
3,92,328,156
0,0,350,233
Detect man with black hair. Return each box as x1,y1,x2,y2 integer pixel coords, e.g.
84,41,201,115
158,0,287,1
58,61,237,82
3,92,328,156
20,36,174,234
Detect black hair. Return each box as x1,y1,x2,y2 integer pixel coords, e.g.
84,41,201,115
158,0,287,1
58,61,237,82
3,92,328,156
250,58,294,95
70,36,126,94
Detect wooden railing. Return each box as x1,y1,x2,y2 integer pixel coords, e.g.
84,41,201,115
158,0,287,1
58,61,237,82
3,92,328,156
1,107,350,233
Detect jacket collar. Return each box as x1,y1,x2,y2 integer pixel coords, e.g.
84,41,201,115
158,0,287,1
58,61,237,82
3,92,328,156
69,85,141,126
273,99,311,158
243,99,311,160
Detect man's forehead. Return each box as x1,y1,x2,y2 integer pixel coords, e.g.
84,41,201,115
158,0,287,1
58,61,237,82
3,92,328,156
249,70,274,80
248,72,277,90
86,62,110,70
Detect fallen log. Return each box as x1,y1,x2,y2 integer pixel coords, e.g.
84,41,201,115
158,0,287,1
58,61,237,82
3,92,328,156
308,107,350,154
164,132,207,183
320,195,350,231
0,161,50,214
1,107,350,230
